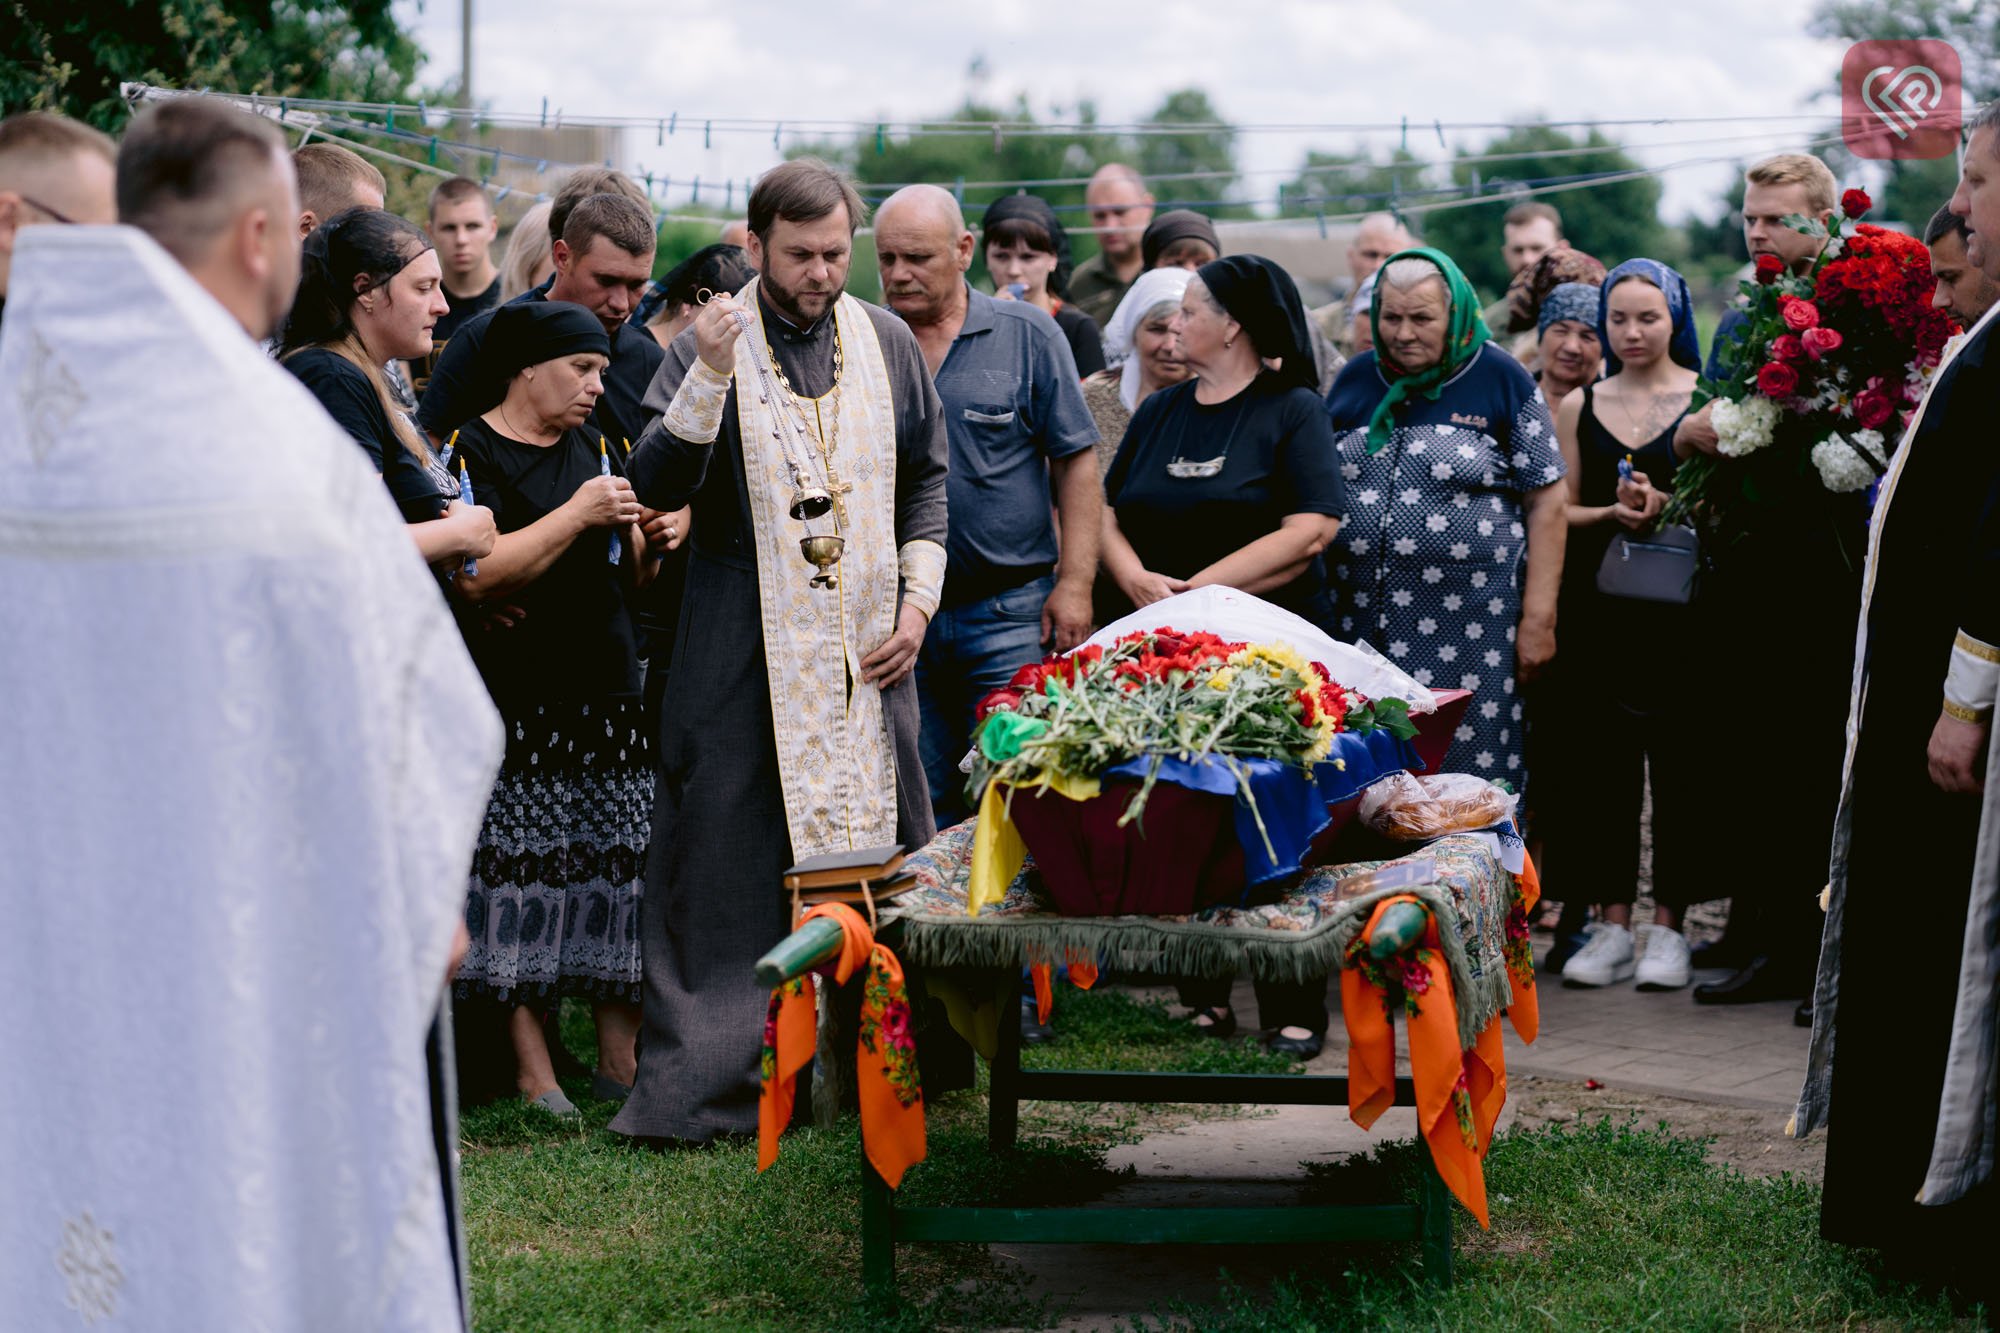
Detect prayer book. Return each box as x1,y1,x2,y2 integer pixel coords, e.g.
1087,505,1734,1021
783,843,906,892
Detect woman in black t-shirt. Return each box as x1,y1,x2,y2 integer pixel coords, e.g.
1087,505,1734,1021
1102,255,1348,1058
282,207,496,571
451,301,660,1114
980,193,1107,376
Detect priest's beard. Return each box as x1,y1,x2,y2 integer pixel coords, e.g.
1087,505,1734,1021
761,266,844,328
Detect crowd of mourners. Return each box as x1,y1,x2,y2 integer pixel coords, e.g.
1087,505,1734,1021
7,92,2000,1313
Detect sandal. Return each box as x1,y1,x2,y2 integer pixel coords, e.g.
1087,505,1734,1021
1188,1005,1237,1039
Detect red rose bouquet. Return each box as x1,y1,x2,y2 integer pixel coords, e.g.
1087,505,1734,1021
1663,189,1959,549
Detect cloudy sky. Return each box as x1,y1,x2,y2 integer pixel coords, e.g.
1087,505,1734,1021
395,0,1852,223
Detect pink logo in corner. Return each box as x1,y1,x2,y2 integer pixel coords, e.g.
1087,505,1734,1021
1843,41,1961,160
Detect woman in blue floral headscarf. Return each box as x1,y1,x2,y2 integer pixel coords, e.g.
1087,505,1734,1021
1539,258,1702,993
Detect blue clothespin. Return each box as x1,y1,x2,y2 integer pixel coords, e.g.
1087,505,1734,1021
601,436,620,565
540,97,548,128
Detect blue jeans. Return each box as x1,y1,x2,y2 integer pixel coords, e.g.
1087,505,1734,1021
916,574,1054,828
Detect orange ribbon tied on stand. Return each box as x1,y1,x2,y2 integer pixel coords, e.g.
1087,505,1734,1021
757,903,927,1188
1505,853,1542,1043
1028,957,1100,1026
1341,893,1506,1229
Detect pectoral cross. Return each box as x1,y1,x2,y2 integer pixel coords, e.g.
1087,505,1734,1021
827,478,853,528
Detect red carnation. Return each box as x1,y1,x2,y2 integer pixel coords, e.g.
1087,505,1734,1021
1852,388,1895,430
1770,333,1805,362
1841,188,1872,218
975,688,1022,720
1801,326,1843,359
1754,254,1786,284
1757,361,1800,398
1779,297,1821,331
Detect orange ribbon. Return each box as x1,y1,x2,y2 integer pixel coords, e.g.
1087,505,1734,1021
1340,893,1503,1229
757,903,927,1188
1027,957,1101,1025
1505,853,1542,1043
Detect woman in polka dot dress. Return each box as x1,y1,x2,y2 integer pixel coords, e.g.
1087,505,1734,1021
1324,249,1569,784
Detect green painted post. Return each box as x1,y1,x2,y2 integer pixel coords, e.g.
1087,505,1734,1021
861,1157,896,1299
1368,901,1429,960
989,974,1023,1151
753,916,845,988
1419,1147,1453,1287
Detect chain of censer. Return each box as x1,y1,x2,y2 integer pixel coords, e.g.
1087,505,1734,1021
724,306,848,532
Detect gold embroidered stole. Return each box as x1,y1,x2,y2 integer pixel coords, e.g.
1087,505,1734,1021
733,282,901,858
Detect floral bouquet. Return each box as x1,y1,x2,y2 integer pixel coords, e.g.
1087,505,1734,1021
965,628,1419,915
1663,188,1959,550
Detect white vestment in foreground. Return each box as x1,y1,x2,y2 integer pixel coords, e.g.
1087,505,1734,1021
0,227,502,1330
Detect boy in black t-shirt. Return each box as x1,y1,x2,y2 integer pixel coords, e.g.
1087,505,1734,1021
408,176,501,395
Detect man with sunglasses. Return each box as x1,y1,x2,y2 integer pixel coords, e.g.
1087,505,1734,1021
0,111,117,327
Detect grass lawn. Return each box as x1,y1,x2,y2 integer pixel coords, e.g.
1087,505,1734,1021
461,989,1984,1332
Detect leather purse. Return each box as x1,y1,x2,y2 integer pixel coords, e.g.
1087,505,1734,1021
1596,524,1701,604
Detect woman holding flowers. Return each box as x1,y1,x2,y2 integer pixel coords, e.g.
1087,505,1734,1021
1543,260,1702,992
1325,249,1568,788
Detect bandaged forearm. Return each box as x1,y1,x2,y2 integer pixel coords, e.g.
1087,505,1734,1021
1943,629,1999,723
898,539,947,620
661,357,733,443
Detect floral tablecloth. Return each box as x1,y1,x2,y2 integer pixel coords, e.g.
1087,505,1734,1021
888,821,1528,1048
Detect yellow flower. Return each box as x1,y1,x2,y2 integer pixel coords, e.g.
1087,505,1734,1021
1241,642,1315,685
1207,667,1238,691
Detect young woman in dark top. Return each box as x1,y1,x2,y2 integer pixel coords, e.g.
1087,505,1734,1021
1545,259,1700,995
1102,255,1348,1058
451,300,659,1114
979,193,1107,376
281,207,495,568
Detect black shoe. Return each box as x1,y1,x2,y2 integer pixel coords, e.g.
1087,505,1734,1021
1020,998,1054,1046
1692,956,1809,1005
1793,999,1814,1028
1267,1029,1324,1060
1689,935,1753,971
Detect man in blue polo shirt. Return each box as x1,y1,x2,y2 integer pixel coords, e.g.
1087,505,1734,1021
876,185,1101,826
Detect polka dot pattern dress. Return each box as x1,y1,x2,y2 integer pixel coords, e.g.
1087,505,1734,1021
1323,346,1565,785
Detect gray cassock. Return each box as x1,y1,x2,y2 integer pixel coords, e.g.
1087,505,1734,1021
611,288,947,1142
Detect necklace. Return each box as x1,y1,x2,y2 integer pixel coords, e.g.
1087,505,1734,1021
764,322,852,526
1166,384,1253,479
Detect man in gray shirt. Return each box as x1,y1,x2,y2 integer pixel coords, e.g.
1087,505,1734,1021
875,185,1102,825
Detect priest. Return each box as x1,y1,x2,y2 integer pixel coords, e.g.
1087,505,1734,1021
612,158,948,1145
1796,103,2000,1294
0,99,501,1329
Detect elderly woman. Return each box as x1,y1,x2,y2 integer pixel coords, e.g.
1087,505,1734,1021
981,192,1106,375
451,300,662,1115
282,207,497,570
1534,281,1604,413
1543,260,1702,993
1500,246,1606,369
1102,254,1348,1056
1325,248,1568,788
1080,265,1193,475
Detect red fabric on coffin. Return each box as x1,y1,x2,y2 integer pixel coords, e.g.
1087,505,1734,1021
1008,780,1252,916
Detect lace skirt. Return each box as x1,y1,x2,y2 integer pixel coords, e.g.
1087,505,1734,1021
456,697,652,1004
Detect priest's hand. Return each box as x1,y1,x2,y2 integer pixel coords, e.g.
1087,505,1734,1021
1042,577,1094,653
861,603,929,689
692,294,746,377
1927,708,1988,793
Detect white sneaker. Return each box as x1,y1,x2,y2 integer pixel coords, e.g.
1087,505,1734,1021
1562,923,1635,987
1635,926,1693,991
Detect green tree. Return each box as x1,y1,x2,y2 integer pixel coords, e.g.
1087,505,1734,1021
1280,149,1426,227
1417,125,1670,302
1135,87,1239,213
3,0,426,130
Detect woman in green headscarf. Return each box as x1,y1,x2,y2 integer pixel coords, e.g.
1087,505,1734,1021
1323,247,1569,791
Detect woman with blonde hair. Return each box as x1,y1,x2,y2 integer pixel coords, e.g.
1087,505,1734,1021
499,199,557,301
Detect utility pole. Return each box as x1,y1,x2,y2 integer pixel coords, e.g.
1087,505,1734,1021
459,0,474,137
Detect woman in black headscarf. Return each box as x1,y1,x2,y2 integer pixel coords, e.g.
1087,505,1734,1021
1101,254,1347,631
980,192,1106,376
1141,209,1223,271
1100,262,1349,1055
451,300,661,1116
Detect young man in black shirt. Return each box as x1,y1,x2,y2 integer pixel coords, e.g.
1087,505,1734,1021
408,176,501,395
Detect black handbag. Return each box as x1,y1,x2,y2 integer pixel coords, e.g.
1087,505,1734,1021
1596,524,1701,604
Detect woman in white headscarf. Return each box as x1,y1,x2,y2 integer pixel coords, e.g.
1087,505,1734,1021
1079,266,1194,476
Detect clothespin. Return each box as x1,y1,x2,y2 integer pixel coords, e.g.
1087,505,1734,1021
726,180,734,208
692,176,701,203
495,185,511,203
668,112,677,138
427,136,439,166
875,123,886,155
386,108,396,133
540,97,549,127
773,121,782,150
1400,115,1408,152
657,119,665,146
704,120,712,149
1434,118,1445,149
992,124,1004,153
418,99,428,125
536,159,548,175
1317,210,1329,240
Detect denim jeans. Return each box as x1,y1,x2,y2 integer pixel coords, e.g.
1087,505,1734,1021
916,574,1054,827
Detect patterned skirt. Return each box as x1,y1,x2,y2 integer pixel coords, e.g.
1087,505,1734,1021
456,697,652,1004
